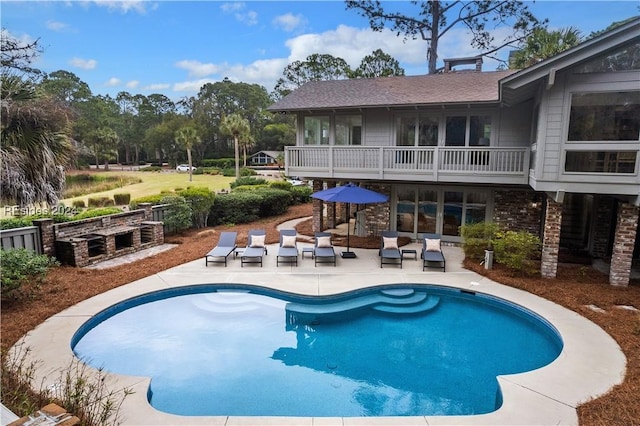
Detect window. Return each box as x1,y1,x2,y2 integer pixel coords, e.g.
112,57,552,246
397,116,417,146
304,116,329,145
445,115,491,146
574,41,640,73
335,115,362,145
396,114,439,146
445,116,466,146
565,151,636,173
568,92,640,141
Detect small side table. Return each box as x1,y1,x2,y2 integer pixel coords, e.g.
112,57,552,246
302,247,314,259
402,249,417,260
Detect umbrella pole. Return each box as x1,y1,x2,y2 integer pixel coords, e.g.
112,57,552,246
342,203,356,258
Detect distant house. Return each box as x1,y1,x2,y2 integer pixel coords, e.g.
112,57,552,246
268,18,640,286
250,150,282,167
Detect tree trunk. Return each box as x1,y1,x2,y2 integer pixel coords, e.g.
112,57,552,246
187,148,193,182
234,136,240,179
428,1,441,74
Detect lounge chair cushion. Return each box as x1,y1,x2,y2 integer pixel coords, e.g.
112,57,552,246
383,236,398,250
317,236,332,248
425,238,441,252
250,235,266,248
282,235,296,248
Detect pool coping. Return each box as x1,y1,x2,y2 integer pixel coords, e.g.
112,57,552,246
12,244,626,426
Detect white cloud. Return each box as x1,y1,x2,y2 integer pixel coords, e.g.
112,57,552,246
169,24,516,96
106,77,120,86
285,25,425,70
69,57,97,70
91,1,151,14
126,80,139,89
175,60,220,78
272,13,306,32
220,2,257,26
46,20,68,31
173,78,216,93
143,83,169,91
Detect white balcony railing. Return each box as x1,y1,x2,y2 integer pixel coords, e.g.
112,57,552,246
285,146,530,184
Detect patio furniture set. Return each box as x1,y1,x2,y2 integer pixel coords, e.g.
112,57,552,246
204,230,445,271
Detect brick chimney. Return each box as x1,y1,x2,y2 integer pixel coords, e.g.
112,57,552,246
443,56,483,73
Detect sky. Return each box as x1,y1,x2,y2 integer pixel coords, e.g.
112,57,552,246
2,1,638,102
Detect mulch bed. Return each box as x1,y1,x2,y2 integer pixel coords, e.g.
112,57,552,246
1,202,638,425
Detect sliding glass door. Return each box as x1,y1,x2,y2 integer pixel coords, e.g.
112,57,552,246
395,186,489,238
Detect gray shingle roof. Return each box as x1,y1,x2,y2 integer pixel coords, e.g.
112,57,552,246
268,70,517,112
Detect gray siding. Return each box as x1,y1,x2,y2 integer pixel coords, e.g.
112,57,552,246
364,109,392,146
496,100,533,147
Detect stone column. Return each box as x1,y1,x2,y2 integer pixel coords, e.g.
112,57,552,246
364,183,391,237
312,180,324,233
325,181,337,229
138,202,153,220
610,202,639,287
32,218,55,256
541,197,563,278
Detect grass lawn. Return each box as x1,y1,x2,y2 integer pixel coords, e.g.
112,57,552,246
62,170,236,206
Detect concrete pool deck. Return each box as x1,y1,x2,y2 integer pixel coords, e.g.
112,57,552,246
12,240,626,426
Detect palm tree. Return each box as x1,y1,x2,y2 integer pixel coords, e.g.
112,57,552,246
220,113,250,179
175,126,200,182
1,74,74,207
92,127,119,171
510,27,583,69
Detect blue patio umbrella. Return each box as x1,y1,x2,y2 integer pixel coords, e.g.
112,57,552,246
311,183,389,258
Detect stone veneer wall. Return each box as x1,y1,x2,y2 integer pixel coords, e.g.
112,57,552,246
325,181,337,229
493,189,544,235
312,180,324,233
610,202,639,287
541,198,563,278
364,183,391,236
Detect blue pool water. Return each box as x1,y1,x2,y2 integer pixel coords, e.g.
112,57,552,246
72,284,563,417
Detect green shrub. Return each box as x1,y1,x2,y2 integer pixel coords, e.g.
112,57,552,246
160,194,192,233
231,184,270,192
269,181,293,191
221,168,236,177
0,217,33,230
72,200,86,208
290,185,313,204
177,187,215,229
0,249,59,301
209,192,261,225
208,188,294,226
142,166,163,172
202,158,235,168
230,176,267,188
460,222,501,261
129,194,166,210
493,230,541,276
73,207,122,220
240,167,257,176
113,193,131,205
87,196,113,207
254,188,292,217
199,167,221,175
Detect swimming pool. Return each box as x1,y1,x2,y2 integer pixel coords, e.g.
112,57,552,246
72,284,562,417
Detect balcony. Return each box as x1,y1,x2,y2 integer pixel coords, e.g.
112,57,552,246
285,146,530,185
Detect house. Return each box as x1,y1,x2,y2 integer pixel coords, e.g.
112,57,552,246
268,18,640,286
250,150,283,167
